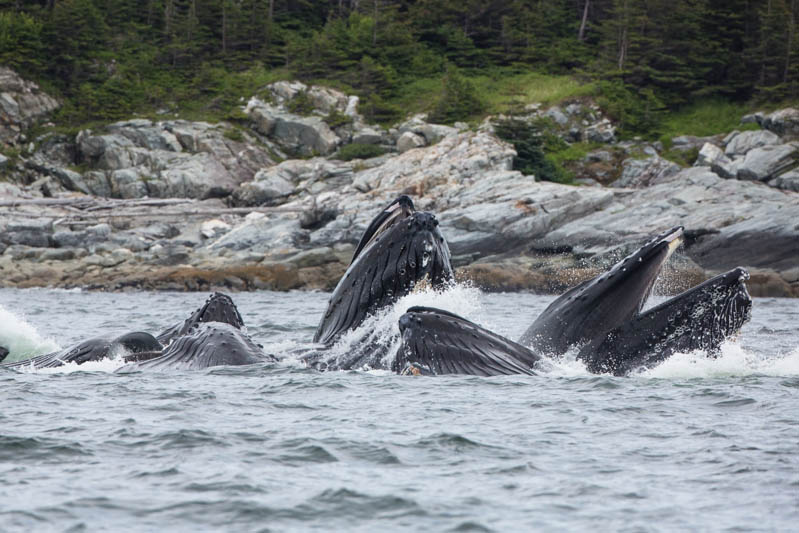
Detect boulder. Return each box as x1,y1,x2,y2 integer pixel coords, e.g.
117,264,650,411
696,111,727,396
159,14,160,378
267,81,308,104
761,108,799,138
396,131,426,153
74,120,274,199
2,219,53,248
769,169,799,192
724,129,780,156
352,131,515,193
351,125,385,145
735,143,798,181
612,155,681,188
584,119,616,144
306,86,349,114
544,106,569,126
695,143,730,168
0,67,59,145
207,212,305,255
741,112,764,125
246,98,340,156
670,135,716,152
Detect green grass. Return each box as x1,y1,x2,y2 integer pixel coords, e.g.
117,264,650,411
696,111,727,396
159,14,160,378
382,68,597,124
546,142,602,167
469,70,597,115
658,99,759,141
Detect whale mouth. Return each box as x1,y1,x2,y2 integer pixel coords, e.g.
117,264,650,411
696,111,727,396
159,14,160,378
350,195,416,263
519,226,686,355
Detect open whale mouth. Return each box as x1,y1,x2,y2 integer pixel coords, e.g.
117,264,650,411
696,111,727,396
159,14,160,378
350,195,416,263
580,266,753,375
519,226,685,354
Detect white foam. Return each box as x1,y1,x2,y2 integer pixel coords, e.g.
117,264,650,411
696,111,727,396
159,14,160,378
16,356,127,374
311,281,485,370
0,305,61,363
636,341,799,379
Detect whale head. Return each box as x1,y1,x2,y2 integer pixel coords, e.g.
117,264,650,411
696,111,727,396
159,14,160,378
350,195,416,264
519,226,684,355
314,210,453,345
157,292,245,346
579,267,752,375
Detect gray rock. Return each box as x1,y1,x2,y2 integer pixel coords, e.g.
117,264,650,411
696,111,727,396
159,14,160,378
40,248,77,261
306,85,349,114
246,98,340,156
234,172,295,205
396,131,426,153
351,126,385,145
267,81,308,105
741,112,764,125
0,153,8,168
724,129,780,156
695,143,731,169
613,155,681,188
2,219,53,248
768,169,799,192
584,120,616,144
285,247,337,268
207,212,305,255
565,103,583,116
544,106,569,126
417,124,459,143
736,143,798,181
0,67,59,144
670,135,716,152
761,108,799,137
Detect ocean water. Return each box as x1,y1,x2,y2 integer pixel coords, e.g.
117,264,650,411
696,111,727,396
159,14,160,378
0,286,797,532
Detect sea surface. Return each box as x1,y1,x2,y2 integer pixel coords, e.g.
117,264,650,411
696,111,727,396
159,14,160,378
1,286,797,532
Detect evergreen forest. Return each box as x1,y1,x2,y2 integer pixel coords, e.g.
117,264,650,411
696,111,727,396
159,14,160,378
1,0,798,138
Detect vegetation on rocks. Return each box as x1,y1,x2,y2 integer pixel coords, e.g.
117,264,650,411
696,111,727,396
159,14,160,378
1,0,797,140
333,143,387,161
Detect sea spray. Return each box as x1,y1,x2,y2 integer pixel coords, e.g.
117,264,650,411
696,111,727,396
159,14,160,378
0,305,60,363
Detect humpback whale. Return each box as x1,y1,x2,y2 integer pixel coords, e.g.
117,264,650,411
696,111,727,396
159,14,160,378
394,307,540,376
118,322,271,372
313,198,453,346
0,331,162,370
579,268,752,375
0,346,8,363
1,292,252,371
156,292,245,346
519,226,685,355
394,229,752,377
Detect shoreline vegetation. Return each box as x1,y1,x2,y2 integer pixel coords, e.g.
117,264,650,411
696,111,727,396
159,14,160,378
2,1,797,141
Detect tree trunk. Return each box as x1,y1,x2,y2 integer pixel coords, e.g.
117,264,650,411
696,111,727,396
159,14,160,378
266,0,274,48
617,0,629,70
578,0,590,41
785,0,796,83
373,0,378,46
222,1,227,55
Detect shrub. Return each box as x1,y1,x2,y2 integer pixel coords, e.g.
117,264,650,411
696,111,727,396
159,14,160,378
333,143,387,161
323,110,353,129
494,117,572,183
428,65,485,124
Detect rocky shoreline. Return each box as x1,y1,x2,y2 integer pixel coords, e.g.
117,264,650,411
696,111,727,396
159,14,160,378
1,68,798,296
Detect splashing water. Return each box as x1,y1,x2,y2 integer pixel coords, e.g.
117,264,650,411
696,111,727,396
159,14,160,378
0,305,61,363
637,342,799,378
2,285,797,378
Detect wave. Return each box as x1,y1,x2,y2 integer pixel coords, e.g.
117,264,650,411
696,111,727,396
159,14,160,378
0,305,60,363
635,342,799,378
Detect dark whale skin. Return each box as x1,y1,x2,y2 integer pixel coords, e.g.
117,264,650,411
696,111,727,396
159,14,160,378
393,306,540,376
